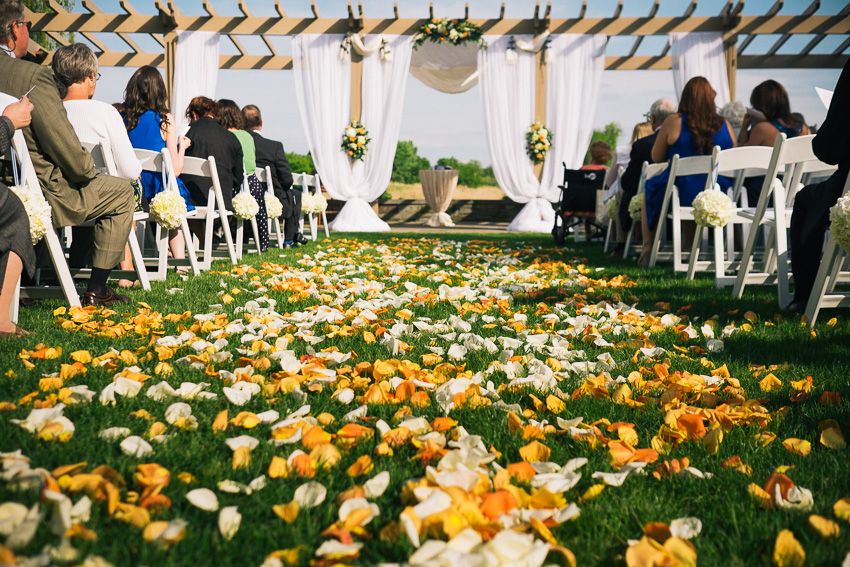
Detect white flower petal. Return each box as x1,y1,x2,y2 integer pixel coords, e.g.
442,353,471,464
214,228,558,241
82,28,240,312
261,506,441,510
186,488,219,512
119,436,153,457
670,517,702,539
364,471,391,499
218,506,241,541
293,482,327,508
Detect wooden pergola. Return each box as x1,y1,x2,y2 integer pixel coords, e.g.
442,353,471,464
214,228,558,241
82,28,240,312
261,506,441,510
26,0,849,169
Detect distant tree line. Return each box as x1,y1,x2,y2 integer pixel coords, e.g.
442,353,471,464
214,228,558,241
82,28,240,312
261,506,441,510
287,124,622,186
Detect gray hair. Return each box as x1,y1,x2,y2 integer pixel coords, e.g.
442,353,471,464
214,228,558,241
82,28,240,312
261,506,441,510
650,97,677,125
0,0,25,45
51,43,98,98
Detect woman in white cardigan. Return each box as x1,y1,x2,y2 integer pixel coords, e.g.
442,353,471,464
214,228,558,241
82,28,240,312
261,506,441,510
52,43,142,288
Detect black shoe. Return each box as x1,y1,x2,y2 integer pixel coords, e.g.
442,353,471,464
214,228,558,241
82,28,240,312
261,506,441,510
83,286,130,307
295,233,309,245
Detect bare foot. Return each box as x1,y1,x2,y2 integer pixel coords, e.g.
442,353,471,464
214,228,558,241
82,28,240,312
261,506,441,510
118,279,135,288
0,322,30,338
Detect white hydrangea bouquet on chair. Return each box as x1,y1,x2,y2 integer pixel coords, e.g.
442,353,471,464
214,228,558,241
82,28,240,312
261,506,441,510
692,187,735,227
149,191,187,230
232,191,259,220
264,194,283,219
301,193,317,214
628,194,643,221
10,184,52,245
829,195,850,251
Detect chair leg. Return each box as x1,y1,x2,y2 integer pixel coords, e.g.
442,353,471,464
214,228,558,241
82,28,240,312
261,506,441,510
10,276,20,325
322,212,330,238
274,219,284,248
180,218,201,276
235,219,244,260
686,227,703,280
309,214,317,241
713,226,728,287
804,238,838,327
45,229,81,308
250,217,261,254
127,232,151,291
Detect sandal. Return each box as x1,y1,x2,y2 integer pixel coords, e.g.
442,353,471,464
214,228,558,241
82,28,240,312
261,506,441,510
0,324,30,339
637,249,652,267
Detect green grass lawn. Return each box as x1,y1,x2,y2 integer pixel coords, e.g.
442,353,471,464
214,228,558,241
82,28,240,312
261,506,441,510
1,232,849,567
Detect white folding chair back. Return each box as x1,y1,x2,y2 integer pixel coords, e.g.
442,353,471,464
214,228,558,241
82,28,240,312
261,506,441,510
603,166,624,254
257,166,284,247
10,130,81,319
234,172,262,259
134,148,200,279
804,170,850,326
300,172,319,241
180,155,237,269
76,139,152,290
623,162,667,259
648,150,717,271
687,145,776,286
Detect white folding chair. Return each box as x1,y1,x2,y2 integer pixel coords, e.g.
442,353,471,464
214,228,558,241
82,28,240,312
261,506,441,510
623,162,667,260
686,144,776,287
299,172,320,241
133,149,200,280
313,173,329,239
602,166,624,254
234,173,262,260
258,166,284,248
648,149,718,271
79,139,152,290
180,155,237,270
9,130,81,317
732,135,827,308
804,171,850,326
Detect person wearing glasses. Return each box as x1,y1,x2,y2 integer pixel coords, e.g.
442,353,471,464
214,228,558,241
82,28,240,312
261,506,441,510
52,43,146,288
0,0,135,307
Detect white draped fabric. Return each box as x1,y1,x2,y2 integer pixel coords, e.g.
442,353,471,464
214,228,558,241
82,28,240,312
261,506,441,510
293,34,413,232
479,34,606,232
670,32,731,107
409,42,480,93
171,30,220,134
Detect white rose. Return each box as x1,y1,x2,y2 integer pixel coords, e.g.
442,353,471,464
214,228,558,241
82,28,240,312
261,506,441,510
534,143,543,151
345,128,357,138
449,29,458,39
538,129,548,137
357,136,365,144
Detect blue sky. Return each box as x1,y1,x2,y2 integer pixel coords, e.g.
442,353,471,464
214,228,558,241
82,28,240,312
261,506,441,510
82,0,847,165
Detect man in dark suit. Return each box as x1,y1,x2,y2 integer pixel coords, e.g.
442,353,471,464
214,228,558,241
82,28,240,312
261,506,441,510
789,56,850,311
614,97,677,255
0,0,134,306
242,104,307,247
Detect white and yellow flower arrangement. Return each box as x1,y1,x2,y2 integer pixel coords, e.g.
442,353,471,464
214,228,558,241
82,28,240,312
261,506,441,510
526,122,552,165
829,195,850,251
341,121,370,162
264,194,283,219
9,184,52,245
232,192,259,220
692,186,735,227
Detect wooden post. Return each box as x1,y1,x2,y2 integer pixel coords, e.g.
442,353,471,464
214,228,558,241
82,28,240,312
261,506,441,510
724,35,737,101
350,49,363,123
533,48,547,180
164,31,177,102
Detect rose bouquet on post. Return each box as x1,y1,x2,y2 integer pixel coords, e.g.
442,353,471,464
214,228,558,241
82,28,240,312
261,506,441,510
341,121,370,162
412,18,485,50
526,122,552,165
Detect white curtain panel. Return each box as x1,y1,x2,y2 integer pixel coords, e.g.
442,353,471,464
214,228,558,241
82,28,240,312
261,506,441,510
670,32,731,107
172,30,220,134
409,42,480,94
479,35,606,232
293,34,412,232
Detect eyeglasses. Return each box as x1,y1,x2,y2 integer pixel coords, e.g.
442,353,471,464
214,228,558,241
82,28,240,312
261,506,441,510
16,20,32,32
95,72,102,81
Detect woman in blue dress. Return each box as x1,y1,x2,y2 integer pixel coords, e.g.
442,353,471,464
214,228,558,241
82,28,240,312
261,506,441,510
639,76,737,265
123,66,194,268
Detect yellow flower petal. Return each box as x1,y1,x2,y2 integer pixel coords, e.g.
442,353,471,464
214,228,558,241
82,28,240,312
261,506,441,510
808,515,840,539
518,440,551,463
773,529,805,567
782,438,812,457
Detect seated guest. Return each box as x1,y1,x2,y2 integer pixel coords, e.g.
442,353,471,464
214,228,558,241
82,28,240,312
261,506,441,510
0,95,35,337
123,66,193,270
739,80,810,204
218,99,269,252
0,0,134,307
52,44,144,288
639,77,736,266
182,96,243,213
616,98,677,255
605,121,654,255
789,57,850,311
581,140,612,171
242,104,307,247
